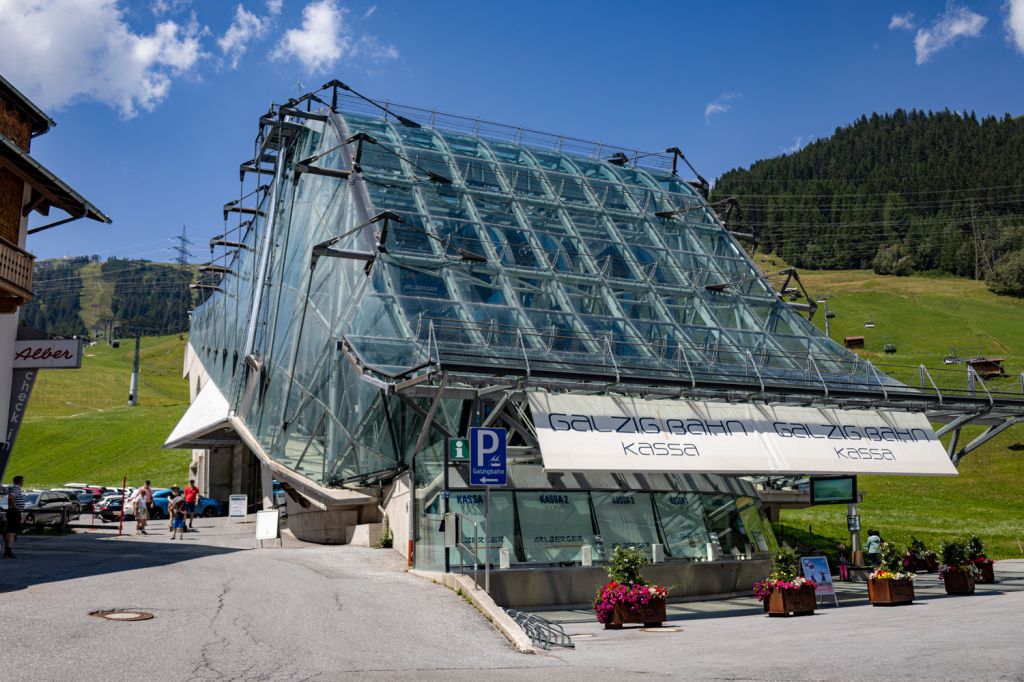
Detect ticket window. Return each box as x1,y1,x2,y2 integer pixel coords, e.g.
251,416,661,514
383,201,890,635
590,491,659,557
446,491,516,566
654,493,710,559
516,491,596,564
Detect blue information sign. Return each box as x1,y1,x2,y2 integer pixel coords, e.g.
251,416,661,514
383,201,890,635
469,427,507,486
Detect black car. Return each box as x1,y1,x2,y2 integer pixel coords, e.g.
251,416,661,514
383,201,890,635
0,491,80,526
50,488,94,513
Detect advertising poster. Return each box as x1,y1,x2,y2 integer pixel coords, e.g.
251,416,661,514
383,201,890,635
801,556,837,599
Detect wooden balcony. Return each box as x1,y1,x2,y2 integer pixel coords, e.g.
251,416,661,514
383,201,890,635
0,237,33,313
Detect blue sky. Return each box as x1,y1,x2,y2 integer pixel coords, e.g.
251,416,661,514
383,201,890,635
1,0,1022,261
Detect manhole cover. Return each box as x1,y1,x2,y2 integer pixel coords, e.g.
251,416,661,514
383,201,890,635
90,610,154,622
640,626,682,633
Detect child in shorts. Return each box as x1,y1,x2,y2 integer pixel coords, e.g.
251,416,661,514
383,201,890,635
170,494,186,540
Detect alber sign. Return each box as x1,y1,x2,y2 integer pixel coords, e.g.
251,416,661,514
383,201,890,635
527,393,957,477
13,339,82,369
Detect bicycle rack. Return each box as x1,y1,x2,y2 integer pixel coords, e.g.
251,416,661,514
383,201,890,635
503,609,575,650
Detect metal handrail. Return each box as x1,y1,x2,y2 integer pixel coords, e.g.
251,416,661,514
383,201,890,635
455,514,483,591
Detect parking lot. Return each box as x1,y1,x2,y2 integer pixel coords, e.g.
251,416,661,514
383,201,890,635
0,518,1021,681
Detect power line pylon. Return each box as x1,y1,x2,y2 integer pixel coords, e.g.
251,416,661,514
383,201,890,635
172,225,194,266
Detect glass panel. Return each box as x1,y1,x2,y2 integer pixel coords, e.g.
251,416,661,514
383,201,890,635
736,496,777,555
447,491,516,566
516,491,596,564
654,493,709,559
591,491,659,553
701,493,751,557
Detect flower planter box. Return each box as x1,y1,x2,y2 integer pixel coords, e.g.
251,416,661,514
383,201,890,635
943,571,975,595
976,562,995,584
604,598,667,629
766,586,816,617
868,578,914,606
904,556,939,573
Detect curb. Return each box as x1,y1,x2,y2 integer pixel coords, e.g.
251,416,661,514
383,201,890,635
409,569,537,654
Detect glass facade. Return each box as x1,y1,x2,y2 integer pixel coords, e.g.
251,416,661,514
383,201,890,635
184,92,889,567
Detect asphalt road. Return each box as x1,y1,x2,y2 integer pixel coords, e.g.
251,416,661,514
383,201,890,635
0,518,1021,681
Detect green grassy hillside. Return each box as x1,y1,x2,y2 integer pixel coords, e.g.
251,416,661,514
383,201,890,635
765,255,1024,559
7,335,191,489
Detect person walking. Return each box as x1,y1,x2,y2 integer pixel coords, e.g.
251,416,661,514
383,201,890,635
183,479,200,531
139,480,154,519
167,484,179,532
864,530,882,567
130,486,149,535
4,475,26,558
168,486,186,540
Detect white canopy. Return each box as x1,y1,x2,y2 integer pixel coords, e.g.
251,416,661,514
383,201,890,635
163,381,231,449
527,393,957,476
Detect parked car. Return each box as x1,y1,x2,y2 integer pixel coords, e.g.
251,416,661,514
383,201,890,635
150,489,224,519
50,488,96,513
95,494,145,523
0,490,80,526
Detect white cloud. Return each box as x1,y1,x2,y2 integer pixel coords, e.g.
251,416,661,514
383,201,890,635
219,4,269,69
913,4,988,64
152,0,192,15
271,0,398,74
704,92,740,123
889,12,915,30
784,137,804,154
0,0,205,118
271,0,350,73
1007,0,1024,53
267,0,283,15
363,4,377,18
355,35,398,62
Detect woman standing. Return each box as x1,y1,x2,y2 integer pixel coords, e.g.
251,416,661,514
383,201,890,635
863,530,882,566
130,487,149,535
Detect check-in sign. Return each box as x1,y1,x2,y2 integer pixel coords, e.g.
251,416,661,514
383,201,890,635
13,339,82,369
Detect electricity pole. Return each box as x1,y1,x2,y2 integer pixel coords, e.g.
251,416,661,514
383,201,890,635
128,331,140,406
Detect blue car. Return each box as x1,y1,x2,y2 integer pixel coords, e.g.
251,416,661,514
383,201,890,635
150,488,225,519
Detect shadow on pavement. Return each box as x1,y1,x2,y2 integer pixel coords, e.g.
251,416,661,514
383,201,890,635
0,526,244,594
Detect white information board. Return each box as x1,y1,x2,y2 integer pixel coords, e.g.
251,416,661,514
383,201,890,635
255,509,280,541
228,494,248,520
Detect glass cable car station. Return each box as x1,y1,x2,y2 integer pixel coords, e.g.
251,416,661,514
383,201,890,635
166,82,1019,606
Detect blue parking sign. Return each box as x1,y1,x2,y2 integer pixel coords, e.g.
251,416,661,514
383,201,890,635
469,427,507,486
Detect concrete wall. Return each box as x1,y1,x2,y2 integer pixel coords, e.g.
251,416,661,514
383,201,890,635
484,558,771,608
383,473,411,559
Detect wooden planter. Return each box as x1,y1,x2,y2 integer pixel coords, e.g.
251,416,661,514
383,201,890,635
766,586,816,617
943,570,976,595
905,555,939,573
868,578,914,606
604,598,667,629
976,562,995,584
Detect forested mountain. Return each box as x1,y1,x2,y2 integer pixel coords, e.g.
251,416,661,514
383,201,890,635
21,257,195,337
713,110,1024,296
